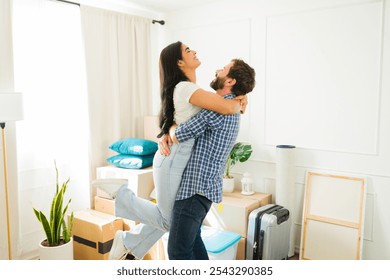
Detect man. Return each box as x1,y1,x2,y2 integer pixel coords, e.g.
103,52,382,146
109,42,248,260
167,59,256,259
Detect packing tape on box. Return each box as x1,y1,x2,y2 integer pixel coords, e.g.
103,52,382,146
73,235,114,254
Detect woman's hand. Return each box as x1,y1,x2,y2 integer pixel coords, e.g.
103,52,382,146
158,134,172,156
234,95,248,114
169,124,178,144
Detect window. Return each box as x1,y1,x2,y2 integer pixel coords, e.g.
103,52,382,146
12,0,90,257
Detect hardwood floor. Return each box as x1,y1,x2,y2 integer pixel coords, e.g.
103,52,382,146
288,254,299,260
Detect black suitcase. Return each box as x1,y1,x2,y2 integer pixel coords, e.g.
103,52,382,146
246,204,290,260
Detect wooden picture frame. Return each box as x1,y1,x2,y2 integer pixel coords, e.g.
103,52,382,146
300,171,366,260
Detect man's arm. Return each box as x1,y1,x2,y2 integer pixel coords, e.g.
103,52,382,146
157,116,198,155
159,98,236,155
174,109,222,143
157,116,199,156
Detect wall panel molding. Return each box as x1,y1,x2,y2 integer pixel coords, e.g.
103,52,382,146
264,1,384,156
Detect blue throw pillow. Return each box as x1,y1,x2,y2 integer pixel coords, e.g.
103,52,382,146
109,138,158,156
106,154,154,169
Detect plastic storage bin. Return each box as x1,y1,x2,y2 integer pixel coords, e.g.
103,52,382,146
202,226,241,260
162,226,241,260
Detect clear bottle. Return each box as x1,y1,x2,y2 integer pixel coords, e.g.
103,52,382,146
241,172,254,195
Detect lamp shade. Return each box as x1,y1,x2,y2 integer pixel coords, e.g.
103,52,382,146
0,92,24,122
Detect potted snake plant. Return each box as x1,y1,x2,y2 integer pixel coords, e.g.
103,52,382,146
33,161,74,259
223,142,253,192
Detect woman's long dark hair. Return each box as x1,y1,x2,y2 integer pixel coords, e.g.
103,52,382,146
157,41,189,137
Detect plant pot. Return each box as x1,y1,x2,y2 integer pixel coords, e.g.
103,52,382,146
39,237,74,260
223,177,235,193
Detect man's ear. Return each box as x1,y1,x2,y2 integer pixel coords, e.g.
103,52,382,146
226,78,236,86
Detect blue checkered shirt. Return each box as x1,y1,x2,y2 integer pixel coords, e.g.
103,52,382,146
175,94,240,203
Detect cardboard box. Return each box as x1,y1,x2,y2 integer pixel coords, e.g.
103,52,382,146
72,209,123,260
236,237,246,260
223,190,272,206
96,166,154,200
92,178,128,199
93,197,139,228
204,196,260,237
94,196,115,215
122,218,139,231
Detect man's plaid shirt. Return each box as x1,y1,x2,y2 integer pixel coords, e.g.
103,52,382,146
174,94,240,203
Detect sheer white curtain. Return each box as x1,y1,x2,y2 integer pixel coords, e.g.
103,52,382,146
80,5,153,179
0,0,18,260
12,0,90,259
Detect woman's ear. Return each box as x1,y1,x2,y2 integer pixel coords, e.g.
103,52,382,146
177,60,184,67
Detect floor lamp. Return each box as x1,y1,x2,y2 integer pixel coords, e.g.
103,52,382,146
0,92,24,260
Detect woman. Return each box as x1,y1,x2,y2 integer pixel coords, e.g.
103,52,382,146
109,41,246,260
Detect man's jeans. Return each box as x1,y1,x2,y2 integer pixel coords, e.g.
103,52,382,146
168,194,212,260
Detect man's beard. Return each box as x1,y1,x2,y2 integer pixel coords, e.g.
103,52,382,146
210,76,226,91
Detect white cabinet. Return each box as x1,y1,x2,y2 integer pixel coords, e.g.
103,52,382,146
96,166,154,200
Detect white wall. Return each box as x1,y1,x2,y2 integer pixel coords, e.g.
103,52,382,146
159,0,390,259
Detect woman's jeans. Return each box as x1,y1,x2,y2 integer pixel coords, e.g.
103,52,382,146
114,138,194,259
168,194,212,260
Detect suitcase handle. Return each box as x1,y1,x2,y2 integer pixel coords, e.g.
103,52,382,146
275,209,290,224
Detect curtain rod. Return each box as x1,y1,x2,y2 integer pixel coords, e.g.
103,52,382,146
152,20,165,25
54,0,79,6
52,0,165,25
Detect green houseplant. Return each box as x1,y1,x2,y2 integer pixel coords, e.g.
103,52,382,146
223,142,253,192
224,142,253,178
33,162,74,259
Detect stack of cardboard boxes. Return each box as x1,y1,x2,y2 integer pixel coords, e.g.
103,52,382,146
71,165,272,260
71,166,156,260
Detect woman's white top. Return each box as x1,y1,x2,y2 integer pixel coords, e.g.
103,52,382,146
173,81,202,124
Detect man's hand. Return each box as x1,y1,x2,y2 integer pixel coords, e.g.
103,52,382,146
234,95,248,114
158,134,172,156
